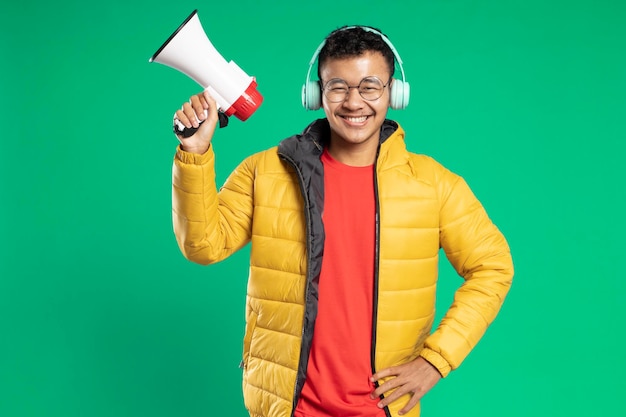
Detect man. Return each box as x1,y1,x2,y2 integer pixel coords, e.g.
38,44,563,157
170,26,513,417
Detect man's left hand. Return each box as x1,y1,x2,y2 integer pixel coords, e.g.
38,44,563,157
370,357,442,415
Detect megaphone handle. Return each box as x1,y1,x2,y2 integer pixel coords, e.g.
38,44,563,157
174,111,230,137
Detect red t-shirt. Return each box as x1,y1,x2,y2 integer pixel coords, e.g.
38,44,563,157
294,150,385,417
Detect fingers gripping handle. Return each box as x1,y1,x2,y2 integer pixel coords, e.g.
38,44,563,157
173,111,229,137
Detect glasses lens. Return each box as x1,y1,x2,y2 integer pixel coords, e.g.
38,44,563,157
323,79,349,102
322,77,387,102
358,77,385,101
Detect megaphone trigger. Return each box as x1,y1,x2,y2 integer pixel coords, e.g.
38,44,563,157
218,111,229,128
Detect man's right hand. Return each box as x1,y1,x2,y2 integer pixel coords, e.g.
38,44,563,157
173,91,219,154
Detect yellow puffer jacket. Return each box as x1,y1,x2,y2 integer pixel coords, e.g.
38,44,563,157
172,119,513,417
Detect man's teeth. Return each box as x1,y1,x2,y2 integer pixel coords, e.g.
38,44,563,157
344,116,368,122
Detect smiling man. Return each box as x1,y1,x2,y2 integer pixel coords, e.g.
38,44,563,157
170,26,513,417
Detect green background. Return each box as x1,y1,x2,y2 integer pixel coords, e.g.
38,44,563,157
1,0,624,416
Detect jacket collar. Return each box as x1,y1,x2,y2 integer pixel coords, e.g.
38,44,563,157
376,122,408,171
278,118,403,160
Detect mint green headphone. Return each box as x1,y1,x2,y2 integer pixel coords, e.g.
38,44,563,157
301,26,410,111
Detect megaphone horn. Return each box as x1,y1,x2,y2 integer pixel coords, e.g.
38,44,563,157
150,10,263,128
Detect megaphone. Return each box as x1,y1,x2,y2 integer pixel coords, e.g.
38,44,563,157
150,10,263,132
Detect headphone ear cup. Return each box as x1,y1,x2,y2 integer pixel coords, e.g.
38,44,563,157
389,79,410,110
302,80,322,110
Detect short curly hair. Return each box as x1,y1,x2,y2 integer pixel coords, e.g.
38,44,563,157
317,26,395,80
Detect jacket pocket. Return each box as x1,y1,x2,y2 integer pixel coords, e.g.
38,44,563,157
240,310,258,370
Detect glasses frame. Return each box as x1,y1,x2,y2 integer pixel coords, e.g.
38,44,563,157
321,76,391,103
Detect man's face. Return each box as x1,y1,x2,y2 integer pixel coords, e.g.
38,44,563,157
319,51,392,151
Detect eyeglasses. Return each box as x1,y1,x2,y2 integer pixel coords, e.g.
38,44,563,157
322,76,390,102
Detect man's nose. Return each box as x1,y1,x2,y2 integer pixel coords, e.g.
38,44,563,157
343,87,364,107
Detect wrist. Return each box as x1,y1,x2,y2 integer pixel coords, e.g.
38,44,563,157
180,143,211,155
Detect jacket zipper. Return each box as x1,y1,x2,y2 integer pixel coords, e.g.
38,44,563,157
372,156,392,417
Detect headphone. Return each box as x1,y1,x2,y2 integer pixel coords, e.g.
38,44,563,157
301,26,410,111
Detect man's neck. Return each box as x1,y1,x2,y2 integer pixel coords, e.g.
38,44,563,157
326,137,379,167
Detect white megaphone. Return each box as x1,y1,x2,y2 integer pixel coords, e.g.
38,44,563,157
150,10,263,131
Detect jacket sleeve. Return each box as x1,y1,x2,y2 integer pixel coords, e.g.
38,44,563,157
419,166,514,377
172,145,255,265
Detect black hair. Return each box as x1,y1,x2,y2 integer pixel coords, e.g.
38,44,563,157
317,26,395,80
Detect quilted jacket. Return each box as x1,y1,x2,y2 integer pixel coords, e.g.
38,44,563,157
172,119,513,417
